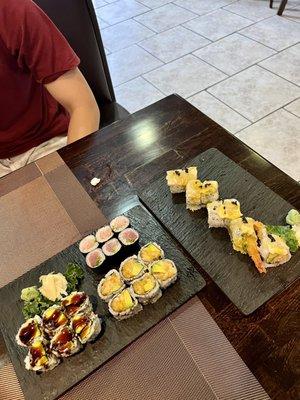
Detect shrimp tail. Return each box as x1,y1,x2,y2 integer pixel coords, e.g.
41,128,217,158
246,236,266,274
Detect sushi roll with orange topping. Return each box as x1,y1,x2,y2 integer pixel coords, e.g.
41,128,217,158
97,269,125,302
149,259,178,289
25,339,60,372
166,166,197,193
108,288,142,320
186,180,219,211
207,199,242,228
138,243,164,266
71,312,101,344
42,305,68,337
130,273,162,305
61,292,92,317
119,255,146,283
50,326,81,358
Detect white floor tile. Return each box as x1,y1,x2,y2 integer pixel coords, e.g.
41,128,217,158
137,0,173,9
175,0,234,16
140,26,210,62
194,33,275,75
93,0,107,8
208,65,300,121
284,98,300,118
237,109,300,181
99,0,150,25
224,0,277,22
144,54,226,98
188,91,251,133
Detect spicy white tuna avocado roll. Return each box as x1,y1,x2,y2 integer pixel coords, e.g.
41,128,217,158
110,215,130,233
95,225,114,243
149,259,178,289
50,326,81,358
79,234,98,254
119,255,146,283
130,273,162,305
138,242,164,266
108,288,142,320
71,312,101,344
86,248,105,269
118,228,139,248
42,305,68,336
97,269,125,302
186,180,219,211
207,199,242,228
25,339,60,372
166,166,197,193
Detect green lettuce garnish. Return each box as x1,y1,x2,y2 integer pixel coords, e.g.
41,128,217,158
266,225,299,253
64,263,84,294
286,209,300,226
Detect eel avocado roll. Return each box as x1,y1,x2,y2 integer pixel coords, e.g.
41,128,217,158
166,166,198,194
97,269,125,302
25,339,60,372
79,235,98,254
71,312,102,344
110,215,130,233
138,242,164,266
16,315,44,347
50,326,81,358
186,180,219,211
86,248,106,269
149,259,178,289
95,225,114,244
130,273,162,305
102,238,122,261
119,255,146,283
61,292,92,318
118,228,139,248
108,288,142,320
42,305,68,337
207,199,242,228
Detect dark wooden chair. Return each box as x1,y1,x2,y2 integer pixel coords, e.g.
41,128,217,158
270,0,289,16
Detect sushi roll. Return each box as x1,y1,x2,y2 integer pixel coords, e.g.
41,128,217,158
118,228,139,248
108,288,142,321
110,215,130,233
61,292,92,317
97,269,125,302
79,235,98,254
207,199,242,228
16,316,44,347
71,312,102,344
95,225,114,243
102,238,122,259
25,339,60,372
119,255,146,283
166,166,197,194
42,305,68,337
228,217,257,254
50,326,81,358
186,180,219,211
86,248,106,269
130,273,162,305
149,259,178,289
138,242,164,266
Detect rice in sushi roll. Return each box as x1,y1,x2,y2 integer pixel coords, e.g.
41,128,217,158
166,167,197,194
119,255,146,283
108,288,142,321
130,273,162,305
86,248,105,269
110,215,130,233
16,315,44,347
79,235,98,254
102,238,122,258
50,326,81,358
97,269,125,302
186,180,219,211
25,339,60,372
149,259,178,289
207,199,242,228
95,225,114,243
138,243,164,266
71,312,102,344
118,228,139,247
61,292,92,317
42,305,68,336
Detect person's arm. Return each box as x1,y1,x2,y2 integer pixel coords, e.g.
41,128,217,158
45,68,100,144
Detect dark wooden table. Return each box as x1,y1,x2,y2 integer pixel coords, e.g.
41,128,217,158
58,95,299,400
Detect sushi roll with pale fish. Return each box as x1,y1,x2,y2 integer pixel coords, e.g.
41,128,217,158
166,166,197,193
119,255,146,283
130,273,162,305
86,248,105,269
50,326,81,358
149,259,178,289
108,288,142,320
42,305,68,336
16,315,44,347
207,199,242,228
138,242,164,266
110,215,130,233
102,238,122,258
61,292,92,317
79,235,98,254
25,339,60,372
97,269,125,302
71,312,101,344
95,225,114,243
118,228,139,247
186,180,219,211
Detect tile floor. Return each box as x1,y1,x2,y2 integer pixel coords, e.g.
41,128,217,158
93,0,300,181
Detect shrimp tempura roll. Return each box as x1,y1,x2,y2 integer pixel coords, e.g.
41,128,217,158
207,199,242,228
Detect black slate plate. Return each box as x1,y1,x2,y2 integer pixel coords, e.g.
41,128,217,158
0,205,205,400
140,148,300,315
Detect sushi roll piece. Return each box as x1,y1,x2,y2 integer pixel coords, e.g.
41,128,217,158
86,248,106,269
25,339,60,372
207,199,242,228
95,225,114,243
42,305,68,337
186,180,219,211
166,166,197,194
102,238,122,259
71,312,102,344
118,228,139,248
79,234,98,254
50,326,81,358
16,315,44,347
119,255,146,283
130,273,162,305
108,288,142,321
97,269,125,302
138,242,164,266
110,215,130,233
61,292,92,317
149,259,178,289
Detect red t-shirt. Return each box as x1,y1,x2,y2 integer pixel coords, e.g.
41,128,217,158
0,0,80,158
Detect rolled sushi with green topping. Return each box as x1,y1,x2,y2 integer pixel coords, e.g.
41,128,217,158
138,242,164,266
130,273,162,305
119,255,146,283
110,215,130,233
79,234,98,254
97,269,125,302
86,248,106,269
108,288,142,320
95,225,114,243
149,259,178,289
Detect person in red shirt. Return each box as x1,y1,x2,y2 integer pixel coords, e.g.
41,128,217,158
0,0,100,177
